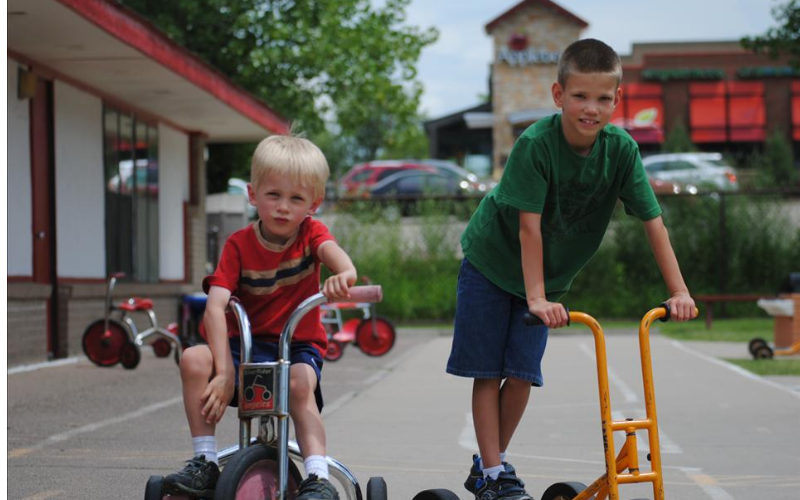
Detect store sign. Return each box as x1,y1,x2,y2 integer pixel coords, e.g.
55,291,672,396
498,34,560,67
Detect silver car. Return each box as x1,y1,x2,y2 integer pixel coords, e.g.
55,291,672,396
642,152,739,191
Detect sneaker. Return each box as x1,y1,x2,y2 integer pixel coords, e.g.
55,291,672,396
162,455,220,498
296,474,340,500
474,471,533,500
465,454,518,494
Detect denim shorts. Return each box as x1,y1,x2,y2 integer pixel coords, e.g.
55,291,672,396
446,259,549,386
229,337,324,412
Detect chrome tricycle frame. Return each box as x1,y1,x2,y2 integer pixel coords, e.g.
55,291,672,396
221,285,384,500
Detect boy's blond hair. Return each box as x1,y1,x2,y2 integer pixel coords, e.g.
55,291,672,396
250,135,330,200
557,38,622,87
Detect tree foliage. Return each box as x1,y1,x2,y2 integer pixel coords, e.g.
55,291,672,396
741,0,800,69
119,0,438,186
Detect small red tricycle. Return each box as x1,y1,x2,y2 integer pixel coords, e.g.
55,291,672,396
81,273,183,369
320,299,396,362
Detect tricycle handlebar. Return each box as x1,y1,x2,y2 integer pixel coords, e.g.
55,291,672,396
230,285,384,365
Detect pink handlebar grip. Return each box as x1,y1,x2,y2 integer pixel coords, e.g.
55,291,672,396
333,285,383,304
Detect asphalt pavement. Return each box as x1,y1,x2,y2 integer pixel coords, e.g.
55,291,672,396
8,325,800,500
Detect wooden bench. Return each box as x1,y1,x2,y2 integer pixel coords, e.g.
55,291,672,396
694,294,777,329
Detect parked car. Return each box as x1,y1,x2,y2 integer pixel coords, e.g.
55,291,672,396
642,152,738,191
419,159,493,193
338,160,436,197
227,177,257,219
368,169,472,205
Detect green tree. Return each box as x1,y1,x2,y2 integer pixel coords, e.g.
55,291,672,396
753,129,798,187
119,0,438,189
662,118,696,153
741,0,800,69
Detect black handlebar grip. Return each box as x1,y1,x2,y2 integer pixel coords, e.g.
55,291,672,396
523,306,570,326
659,302,671,322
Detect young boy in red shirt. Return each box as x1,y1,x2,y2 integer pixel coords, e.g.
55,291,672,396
164,135,357,500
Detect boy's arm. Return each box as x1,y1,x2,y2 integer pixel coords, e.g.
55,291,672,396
202,285,235,424
643,216,696,321
519,211,569,328
317,240,357,300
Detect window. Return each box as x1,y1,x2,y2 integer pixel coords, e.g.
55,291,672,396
689,81,765,143
611,83,664,144
103,106,159,282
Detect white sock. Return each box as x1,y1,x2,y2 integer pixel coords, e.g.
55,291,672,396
193,436,218,464
478,452,507,470
483,464,504,480
304,455,329,480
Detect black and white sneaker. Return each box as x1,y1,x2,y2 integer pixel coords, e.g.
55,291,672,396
296,474,340,500
163,455,220,498
465,454,518,494
474,471,533,500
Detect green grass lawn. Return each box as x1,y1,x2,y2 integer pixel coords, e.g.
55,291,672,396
656,317,773,343
724,358,800,376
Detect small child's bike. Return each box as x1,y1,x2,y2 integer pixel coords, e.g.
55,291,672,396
320,300,396,362
144,285,388,500
413,304,697,500
81,273,183,369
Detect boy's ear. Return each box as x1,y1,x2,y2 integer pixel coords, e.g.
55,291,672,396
246,183,257,206
551,82,564,108
614,85,622,108
308,197,323,215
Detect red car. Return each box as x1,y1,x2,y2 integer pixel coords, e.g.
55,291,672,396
338,160,436,197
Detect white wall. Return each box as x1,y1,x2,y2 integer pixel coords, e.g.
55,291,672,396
158,124,189,280
54,81,105,278
8,59,33,276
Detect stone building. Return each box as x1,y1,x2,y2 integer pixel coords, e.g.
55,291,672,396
425,0,800,178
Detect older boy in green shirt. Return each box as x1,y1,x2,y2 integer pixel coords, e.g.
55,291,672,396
447,39,696,500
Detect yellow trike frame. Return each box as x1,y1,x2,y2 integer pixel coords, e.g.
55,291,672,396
552,306,697,500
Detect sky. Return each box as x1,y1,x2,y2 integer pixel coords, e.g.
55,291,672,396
404,0,781,118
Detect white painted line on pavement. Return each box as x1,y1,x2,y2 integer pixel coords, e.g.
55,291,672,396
324,339,429,417
670,340,800,401
611,410,683,454
9,396,183,457
579,342,638,403
459,412,478,451
8,357,81,375
679,466,736,500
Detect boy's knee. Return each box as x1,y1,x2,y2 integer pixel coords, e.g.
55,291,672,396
179,346,213,378
289,365,317,402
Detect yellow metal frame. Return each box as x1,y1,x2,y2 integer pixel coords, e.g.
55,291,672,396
566,307,697,500
774,340,800,356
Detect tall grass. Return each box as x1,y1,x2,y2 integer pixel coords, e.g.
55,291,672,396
325,193,799,322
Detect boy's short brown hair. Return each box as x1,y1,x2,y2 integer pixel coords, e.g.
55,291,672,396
557,38,622,87
250,135,330,200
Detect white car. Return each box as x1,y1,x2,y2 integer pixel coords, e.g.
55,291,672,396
641,153,738,191
227,178,257,219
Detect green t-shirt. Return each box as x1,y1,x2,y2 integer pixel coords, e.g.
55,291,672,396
461,114,662,301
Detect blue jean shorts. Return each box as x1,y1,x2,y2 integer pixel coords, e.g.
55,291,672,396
229,337,325,411
446,259,549,386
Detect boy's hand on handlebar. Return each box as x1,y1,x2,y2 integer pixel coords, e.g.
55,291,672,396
322,269,357,301
201,373,234,424
528,298,569,328
664,291,696,322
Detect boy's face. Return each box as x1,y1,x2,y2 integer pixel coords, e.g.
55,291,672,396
248,172,321,245
551,72,620,154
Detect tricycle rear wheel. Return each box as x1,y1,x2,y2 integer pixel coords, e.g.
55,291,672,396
541,481,587,500
366,477,387,500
